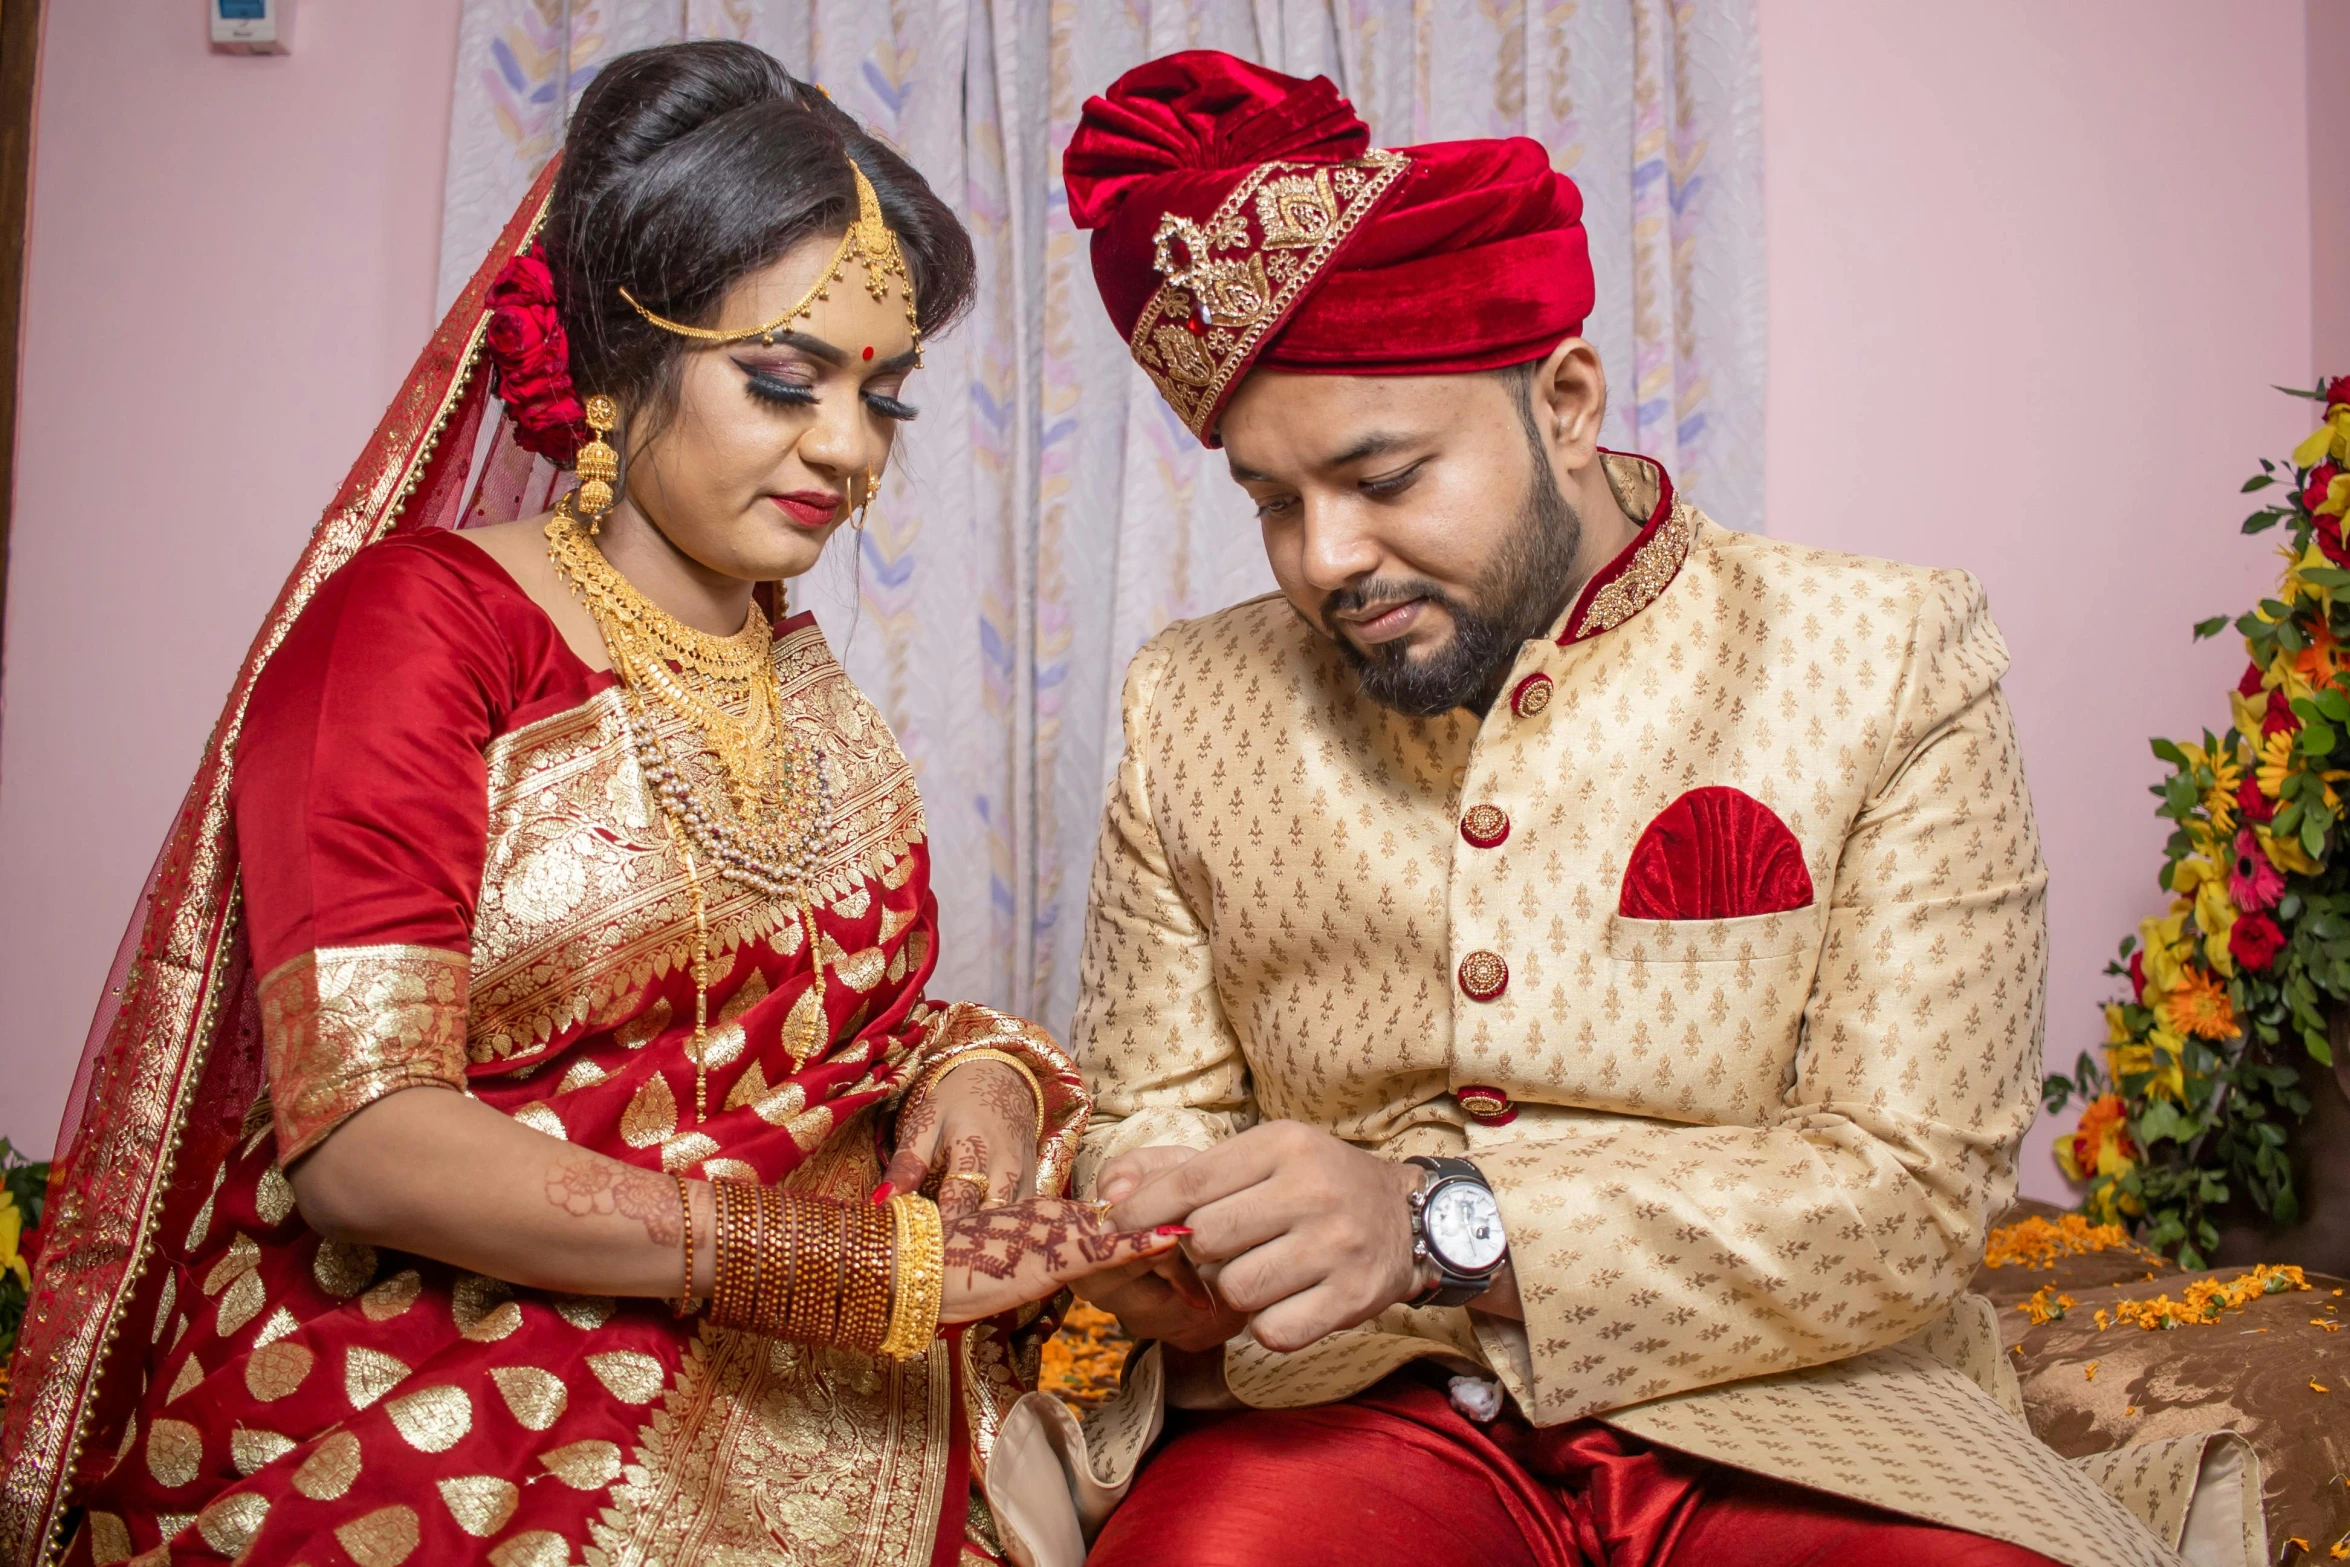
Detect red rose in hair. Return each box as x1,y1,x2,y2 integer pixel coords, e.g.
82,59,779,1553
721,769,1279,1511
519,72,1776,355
485,244,590,462
2229,910,2286,972
2327,375,2350,407
2263,687,2301,737
2238,662,2266,698
2237,772,2274,825
2320,515,2350,569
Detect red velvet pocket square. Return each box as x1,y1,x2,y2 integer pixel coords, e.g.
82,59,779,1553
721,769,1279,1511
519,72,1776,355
1619,786,1815,921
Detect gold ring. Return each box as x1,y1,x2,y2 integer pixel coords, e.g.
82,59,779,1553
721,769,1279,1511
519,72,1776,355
942,1172,991,1194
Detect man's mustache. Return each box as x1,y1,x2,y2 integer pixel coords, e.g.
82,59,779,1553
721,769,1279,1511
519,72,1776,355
1319,576,1458,646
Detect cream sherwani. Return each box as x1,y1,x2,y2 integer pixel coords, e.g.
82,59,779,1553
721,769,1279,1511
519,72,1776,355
1062,456,2245,1567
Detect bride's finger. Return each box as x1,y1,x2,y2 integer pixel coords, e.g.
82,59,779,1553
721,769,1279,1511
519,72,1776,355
1044,1224,1188,1289
875,1096,946,1201
935,1132,992,1221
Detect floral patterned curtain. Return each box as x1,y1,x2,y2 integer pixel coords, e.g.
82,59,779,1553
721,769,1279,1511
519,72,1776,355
436,0,1764,1036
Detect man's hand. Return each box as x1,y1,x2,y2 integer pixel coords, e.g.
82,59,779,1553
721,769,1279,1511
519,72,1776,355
1106,1121,1428,1353
1075,1145,1248,1352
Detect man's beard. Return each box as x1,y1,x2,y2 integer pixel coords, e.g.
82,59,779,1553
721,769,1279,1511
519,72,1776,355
1324,448,1584,718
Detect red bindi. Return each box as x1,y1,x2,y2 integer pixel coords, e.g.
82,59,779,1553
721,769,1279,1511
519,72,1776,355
862,345,875,361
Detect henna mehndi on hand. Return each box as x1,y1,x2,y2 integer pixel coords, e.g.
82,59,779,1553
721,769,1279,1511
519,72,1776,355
544,1155,683,1247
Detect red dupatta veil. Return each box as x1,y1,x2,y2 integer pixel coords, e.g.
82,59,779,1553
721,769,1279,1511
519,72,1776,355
0,164,575,1566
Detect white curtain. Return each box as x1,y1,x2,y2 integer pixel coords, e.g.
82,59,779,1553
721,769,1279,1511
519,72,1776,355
436,0,1765,1037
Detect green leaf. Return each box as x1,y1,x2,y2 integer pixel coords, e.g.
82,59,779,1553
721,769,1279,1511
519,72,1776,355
2274,800,2304,835
2275,382,2328,400
2302,811,2328,859
2310,1030,2336,1068
2316,688,2350,722
2244,473,2279,492
2193,615,2230,640
2301,718,2338,754
2150,738,2187,767
2303,566,2350,588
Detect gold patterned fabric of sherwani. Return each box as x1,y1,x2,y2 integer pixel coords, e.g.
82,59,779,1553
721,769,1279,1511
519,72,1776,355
1067,453,2215,1567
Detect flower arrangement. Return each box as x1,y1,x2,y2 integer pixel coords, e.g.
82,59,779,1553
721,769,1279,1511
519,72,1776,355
0,1138,50,1414
2045,380,2350,1266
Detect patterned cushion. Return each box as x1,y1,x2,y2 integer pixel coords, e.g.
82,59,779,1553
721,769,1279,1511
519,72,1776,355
1999,1266,2350,1557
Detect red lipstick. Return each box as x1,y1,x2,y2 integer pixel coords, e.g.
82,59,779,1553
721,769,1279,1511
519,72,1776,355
769,490,841,528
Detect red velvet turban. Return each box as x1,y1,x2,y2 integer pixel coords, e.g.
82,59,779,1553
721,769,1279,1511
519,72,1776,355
1064,51,1594,446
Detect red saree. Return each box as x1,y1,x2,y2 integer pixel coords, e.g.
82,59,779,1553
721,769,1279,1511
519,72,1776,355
0,163,1078,1567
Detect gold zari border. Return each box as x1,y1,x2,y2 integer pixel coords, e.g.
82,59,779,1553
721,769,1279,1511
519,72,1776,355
1127,150,1410,438
259,945,471,1161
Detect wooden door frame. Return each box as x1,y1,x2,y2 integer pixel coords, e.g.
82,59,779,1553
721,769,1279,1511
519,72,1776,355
0,0,41,708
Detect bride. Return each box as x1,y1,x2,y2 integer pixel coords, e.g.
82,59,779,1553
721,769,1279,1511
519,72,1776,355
0,41,1174,1567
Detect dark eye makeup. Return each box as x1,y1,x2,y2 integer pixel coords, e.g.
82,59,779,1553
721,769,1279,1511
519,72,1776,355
738,363,919,422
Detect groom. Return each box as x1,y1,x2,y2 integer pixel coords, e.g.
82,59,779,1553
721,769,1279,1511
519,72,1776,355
1053,52,2184,1567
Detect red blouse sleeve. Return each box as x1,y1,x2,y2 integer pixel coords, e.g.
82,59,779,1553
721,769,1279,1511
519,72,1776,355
233,532,526,1160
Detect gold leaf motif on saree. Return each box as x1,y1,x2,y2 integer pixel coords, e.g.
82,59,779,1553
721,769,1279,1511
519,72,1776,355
697,969,768,1071
385,1384,473,1452
154,1513,195,1545
344,1346,409,1409
661,1131,720,1173
511,1101,568,1140
335,1504,421,1567
312,1239,378,1297
84,1511,132,1564
144,1418,202,1488
244,1341,313,1402
254,1164,297,1226
490,1364,569,1430
787,1104,835,1152
203,1233,260,1296
231,1428,296,1475
360,1267,422,1322
215,1269,267,1337
832,884,872,920
292,1430,363,1500
585,1350,665,1404
615,997,672,1048
453,1272,522,1342
620,1074,678,1147
701,1156,756,1181
195,1491,269,1557
488,1531,570,1567
553,1294,615,1329
252,1305,299,1348
150,1271,177,1344
556,1057,608,1093
436,1475,520,1537
782,981,828,1069
166,1354,202,1403
539,1438,622,1490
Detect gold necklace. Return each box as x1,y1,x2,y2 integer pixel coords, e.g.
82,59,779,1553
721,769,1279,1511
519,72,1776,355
545,493,833,898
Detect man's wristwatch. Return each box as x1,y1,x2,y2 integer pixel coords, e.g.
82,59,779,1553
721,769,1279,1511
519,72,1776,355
1403,1156,1508,1308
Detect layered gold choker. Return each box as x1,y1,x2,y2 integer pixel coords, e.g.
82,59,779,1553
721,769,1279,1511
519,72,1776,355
544,492,834,900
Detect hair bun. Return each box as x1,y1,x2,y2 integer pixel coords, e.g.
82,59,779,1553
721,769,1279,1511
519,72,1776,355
1063,52,1369,231
565,41,801,191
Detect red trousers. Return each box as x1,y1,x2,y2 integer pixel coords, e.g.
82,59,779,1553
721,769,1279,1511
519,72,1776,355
1087,1374,2066,1567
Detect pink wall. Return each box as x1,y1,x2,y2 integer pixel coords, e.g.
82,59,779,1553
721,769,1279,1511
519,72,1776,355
0,3,2326,1197
0,1,462,1151
1757,0,2315,1200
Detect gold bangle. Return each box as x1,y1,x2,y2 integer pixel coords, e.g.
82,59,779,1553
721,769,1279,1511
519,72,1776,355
710,1180,755,1328
878,1194,944,1360
910,1048,1045,1148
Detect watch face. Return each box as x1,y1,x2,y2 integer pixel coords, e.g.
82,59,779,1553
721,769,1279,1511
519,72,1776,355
1425,1180,1507,1272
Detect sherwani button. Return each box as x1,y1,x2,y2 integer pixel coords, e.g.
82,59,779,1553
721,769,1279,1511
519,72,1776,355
1460,804,1510,848
1457,950,1508,1001
1454,1085,1517,1125
1509,673,1553,718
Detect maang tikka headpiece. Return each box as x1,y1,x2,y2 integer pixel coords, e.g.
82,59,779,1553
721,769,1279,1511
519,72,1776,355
618,159,922,364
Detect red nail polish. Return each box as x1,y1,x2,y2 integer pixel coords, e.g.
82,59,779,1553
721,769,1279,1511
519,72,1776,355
870,1182,894,1205
1154,1225,1192,1237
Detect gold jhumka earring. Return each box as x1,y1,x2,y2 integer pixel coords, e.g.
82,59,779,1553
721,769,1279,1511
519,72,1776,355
574,394,620,534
